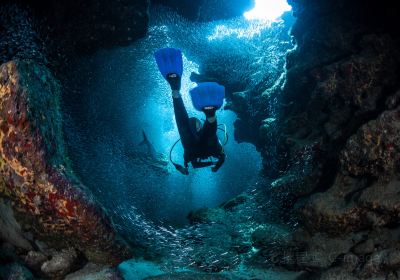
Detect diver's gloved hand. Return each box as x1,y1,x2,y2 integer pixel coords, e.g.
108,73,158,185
174,163,189,175
166,73,181,91
202,106,217,118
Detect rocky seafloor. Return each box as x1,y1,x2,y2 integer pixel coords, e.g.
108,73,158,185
1,0,400,279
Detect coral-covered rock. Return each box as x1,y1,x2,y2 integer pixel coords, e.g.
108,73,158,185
358,179,400,221
300,106,400,236
300,175,366,235
300,175,400,235
340,105,400,179
0,60,131,264
40,248,80,279
358,249,400,278
278,34,400,191
275,0,400,188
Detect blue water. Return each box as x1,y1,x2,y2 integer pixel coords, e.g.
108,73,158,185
61,4,294,275
63,47,262,225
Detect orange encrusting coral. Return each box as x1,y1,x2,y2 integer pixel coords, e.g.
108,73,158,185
0,60,131,265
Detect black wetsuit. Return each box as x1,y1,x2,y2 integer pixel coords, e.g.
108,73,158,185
173,97,225,171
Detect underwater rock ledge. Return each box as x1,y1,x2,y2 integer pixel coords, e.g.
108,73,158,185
0,60,131,268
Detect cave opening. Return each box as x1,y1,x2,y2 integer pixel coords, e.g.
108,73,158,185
58,2,296,275
62,3,294,228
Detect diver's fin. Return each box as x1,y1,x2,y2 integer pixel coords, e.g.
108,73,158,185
190,82,225,111
154,48,183,79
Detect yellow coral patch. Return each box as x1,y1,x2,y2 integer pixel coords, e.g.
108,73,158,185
0,130,34,179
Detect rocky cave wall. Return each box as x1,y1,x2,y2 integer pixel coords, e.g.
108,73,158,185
229,0,400,278
186,0,400,278
1,0,149,58
0,0,151,278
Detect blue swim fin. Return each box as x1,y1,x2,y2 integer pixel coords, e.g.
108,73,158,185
190,82,225,111
154,48,183,79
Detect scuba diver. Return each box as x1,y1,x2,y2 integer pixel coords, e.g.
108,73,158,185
155,48,226,175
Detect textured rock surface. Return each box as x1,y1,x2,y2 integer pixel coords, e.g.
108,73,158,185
258,0,400,278
0,262,34,280
0,60,131,264
40,248,80,278
0,198,33,251
1,0,149,57
65,263,122,280
24,250,48,272
204,0,400,278
0,242,19,263
340,106,400,178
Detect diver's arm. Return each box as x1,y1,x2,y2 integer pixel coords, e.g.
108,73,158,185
167,73,181,92
212,152,226,172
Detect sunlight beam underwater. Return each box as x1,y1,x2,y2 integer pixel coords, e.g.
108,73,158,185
244,0,292,21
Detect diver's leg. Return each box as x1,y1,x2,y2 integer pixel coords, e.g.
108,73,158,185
166,73,195,150
173,94,194,150
201,106,218,138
